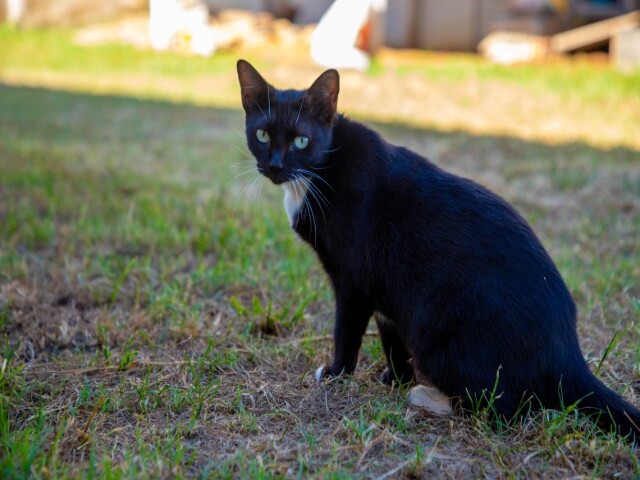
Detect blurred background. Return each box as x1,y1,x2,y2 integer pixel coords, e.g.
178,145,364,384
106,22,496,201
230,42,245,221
1,0,639,68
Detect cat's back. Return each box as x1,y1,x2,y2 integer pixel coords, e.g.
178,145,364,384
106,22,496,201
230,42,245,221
332,118,553,265
373,143,510,229
372,140,564,283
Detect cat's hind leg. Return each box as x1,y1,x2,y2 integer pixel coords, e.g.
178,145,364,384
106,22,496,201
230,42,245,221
375,313,415,386
404,356,454,414
407,384,454,415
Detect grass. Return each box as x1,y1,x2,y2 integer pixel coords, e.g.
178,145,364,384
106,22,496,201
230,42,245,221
1,25,639,478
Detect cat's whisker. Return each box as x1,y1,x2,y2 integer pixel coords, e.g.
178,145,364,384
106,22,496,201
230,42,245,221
233,144,251,156
306,177,330,206
298,174,329,212
288,175,303,229
306,197,317,244
239,172,261,200
251,166,266,204
256,175,265,204
302,177,327,222
253,99,268,123
229,162,251,170
309,187,329,219
239,173,266,219
309,164,334,171
229,170,256,181
228,165,258,179
235,163,261,191
296,92,307,126
247,172,263,199
296,168,336,195
300,176,324,240
292,171,331,225
302,184,318,244
226,166,261,195
229,168,262,217
296,178,307,229
321,147,342,154
293,175,317,243
267,86,272,119
226,173,253,209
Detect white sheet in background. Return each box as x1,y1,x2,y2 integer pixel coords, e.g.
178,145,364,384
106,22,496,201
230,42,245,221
310,0,387,71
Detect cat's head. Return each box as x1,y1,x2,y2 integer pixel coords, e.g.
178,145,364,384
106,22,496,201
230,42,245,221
237,59,339,185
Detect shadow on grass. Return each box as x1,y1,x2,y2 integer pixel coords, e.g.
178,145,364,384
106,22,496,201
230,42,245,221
2,82,638,185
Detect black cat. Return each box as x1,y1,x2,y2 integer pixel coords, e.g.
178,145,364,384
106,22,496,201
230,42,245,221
236,59,640,441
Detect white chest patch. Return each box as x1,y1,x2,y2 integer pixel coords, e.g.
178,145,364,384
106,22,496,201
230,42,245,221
282,181,308,226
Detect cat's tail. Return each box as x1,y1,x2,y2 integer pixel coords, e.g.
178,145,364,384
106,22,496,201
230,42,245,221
565,364,640,444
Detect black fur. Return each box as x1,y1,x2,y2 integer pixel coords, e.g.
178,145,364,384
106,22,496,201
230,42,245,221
236,59,640,442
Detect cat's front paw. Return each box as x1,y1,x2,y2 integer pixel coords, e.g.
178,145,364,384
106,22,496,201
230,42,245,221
315,365,330,382
315,365,345,382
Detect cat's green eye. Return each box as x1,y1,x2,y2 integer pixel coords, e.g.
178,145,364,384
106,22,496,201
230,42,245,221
293,135,310,150
256,129,270,143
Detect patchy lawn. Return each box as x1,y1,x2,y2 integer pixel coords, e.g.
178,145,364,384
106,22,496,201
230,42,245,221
1,26,639,478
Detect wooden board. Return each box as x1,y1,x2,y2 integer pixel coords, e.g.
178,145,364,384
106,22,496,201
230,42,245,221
550,10,640,52
612,27,640,71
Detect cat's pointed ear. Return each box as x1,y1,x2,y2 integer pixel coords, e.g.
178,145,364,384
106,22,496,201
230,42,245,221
237,59,273,115
307,69,340,123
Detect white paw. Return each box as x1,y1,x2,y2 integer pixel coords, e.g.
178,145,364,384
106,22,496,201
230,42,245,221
315,365,327,382
408,385,453,415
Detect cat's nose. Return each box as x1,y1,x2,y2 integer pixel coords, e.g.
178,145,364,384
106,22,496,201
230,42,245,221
269,152,284,173
269,162,284,173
